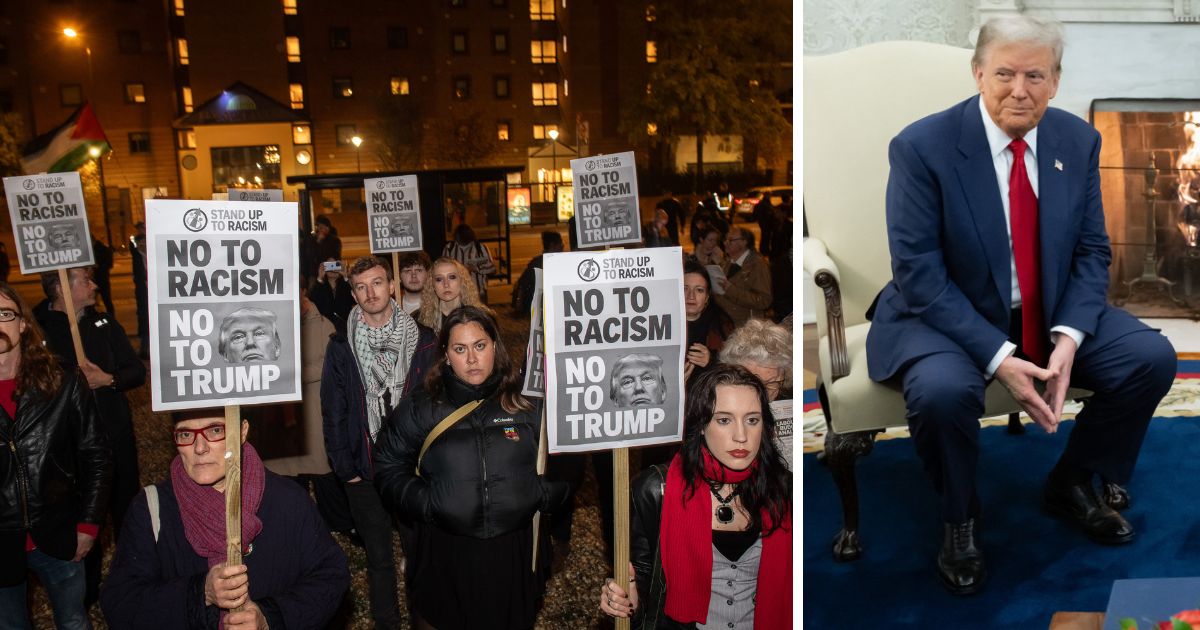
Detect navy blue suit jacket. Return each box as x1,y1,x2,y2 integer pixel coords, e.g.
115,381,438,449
866,95,1142,382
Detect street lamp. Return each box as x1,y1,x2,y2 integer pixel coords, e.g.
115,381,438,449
351,135,363,173
88,146,113,247
548,129,559,215
62,27,94,86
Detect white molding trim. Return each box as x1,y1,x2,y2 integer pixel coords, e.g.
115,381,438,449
979,0,1200,23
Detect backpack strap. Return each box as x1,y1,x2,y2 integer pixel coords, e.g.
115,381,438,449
417,400,483,477
144,484,161,543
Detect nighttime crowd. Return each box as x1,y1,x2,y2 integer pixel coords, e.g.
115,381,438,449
1,193,793,630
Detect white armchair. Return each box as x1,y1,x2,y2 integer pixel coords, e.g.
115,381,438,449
802,41,1094,562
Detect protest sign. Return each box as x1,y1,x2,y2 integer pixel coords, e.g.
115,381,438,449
365,175,423,253
228,188,283,202
3,172,94,274
146,199,301,411
769,398,794,470
522,268,545,397
570,152,641,248
542,247,684,453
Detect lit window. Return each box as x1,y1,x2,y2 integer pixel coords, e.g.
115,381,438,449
646,41,657,63
497,121,510,141
182,86,193,112
176,38,189,65
283,0,297,15
531,40,556,64
289,83,304,109
293,124,311,145
129,132,151,154
563,79,568,96
493,30,508,53
125,83,146,104
453,76,471,100
532,82,557,106
286,37,301,62
494,76,510,99
333,77,354,98
532,124,558,140
530,0,554,20
390,77,410,95
646,5,656,21
451,30,468,54
562,35,567,53
174,0,185,16
177,129,196,149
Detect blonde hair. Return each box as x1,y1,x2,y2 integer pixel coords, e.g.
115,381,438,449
417,257,484,333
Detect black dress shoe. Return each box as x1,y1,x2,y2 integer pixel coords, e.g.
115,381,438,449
1101,478,1131,511
1044,477,1134,544
937,518,986,596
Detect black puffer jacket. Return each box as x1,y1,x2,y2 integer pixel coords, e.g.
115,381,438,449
0,370,111,585
374,371,568,539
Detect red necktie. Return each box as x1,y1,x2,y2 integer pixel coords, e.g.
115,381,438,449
1008,138,1047,366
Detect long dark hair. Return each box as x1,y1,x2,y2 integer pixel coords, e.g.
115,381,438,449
678,363,790,535
0,283,62,399
423,305,532,413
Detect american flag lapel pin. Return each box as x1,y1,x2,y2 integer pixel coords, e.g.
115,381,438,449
1054,159,1063,171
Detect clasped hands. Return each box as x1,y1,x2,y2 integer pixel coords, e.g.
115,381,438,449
205,564,269,629
994,336,1077,433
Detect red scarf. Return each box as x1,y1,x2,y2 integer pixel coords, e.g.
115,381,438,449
170,442,266,567
660,450,792,629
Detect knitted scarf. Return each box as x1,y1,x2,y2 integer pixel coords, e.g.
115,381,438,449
171,443,265,567
349,300,419,441
660,450,792,629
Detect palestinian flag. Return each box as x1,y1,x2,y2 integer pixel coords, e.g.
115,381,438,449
20,102,111,175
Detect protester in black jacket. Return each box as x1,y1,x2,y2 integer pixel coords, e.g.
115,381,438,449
374,306,568,630
0,282,111,628
308,258,355,334
35,267,147,606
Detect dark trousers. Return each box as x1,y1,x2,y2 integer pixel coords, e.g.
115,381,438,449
546,452,614,551
901,306,1176,523
85,422,140,606
344,481,400,629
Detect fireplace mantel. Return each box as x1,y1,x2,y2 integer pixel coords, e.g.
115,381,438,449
979,0,1200,23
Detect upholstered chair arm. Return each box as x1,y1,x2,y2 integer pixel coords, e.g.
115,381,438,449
803,238,849,381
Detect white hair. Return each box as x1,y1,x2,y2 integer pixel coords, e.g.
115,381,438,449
973,16,1065,74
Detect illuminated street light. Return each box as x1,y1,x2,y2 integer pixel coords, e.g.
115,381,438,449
547,129,560,217
351,135,363,173
63,27,78,38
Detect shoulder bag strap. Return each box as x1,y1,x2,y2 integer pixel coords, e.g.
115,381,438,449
416,399,483,477
144,484,161,542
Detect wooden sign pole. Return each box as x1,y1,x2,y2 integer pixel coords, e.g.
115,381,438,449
531,406,548,571
613,446,631,630
392,252,400,284
57,268,86,365
224,404,245,613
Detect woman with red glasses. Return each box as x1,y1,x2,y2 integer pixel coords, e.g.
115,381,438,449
101,409,349,630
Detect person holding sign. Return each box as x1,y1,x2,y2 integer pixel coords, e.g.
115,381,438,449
373,306,569,630
309,258,355,333
0,283,111,630
598,364,792,630
34,267,147,606
321,255,436,629
100,409,349,629
416,257,487,335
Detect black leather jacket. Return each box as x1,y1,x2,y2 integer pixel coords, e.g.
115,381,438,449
629,464,695,630
0,370,111,585
374,371,568,539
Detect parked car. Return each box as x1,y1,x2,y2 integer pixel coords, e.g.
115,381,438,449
734,186,793,218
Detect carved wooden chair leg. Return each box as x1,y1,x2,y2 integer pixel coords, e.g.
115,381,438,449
1006,412,1025,434
825,427,878,562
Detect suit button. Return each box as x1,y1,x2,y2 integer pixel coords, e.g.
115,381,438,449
726,599,733,605
727,624,734,629
731,564,737,570
726,580,733,587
